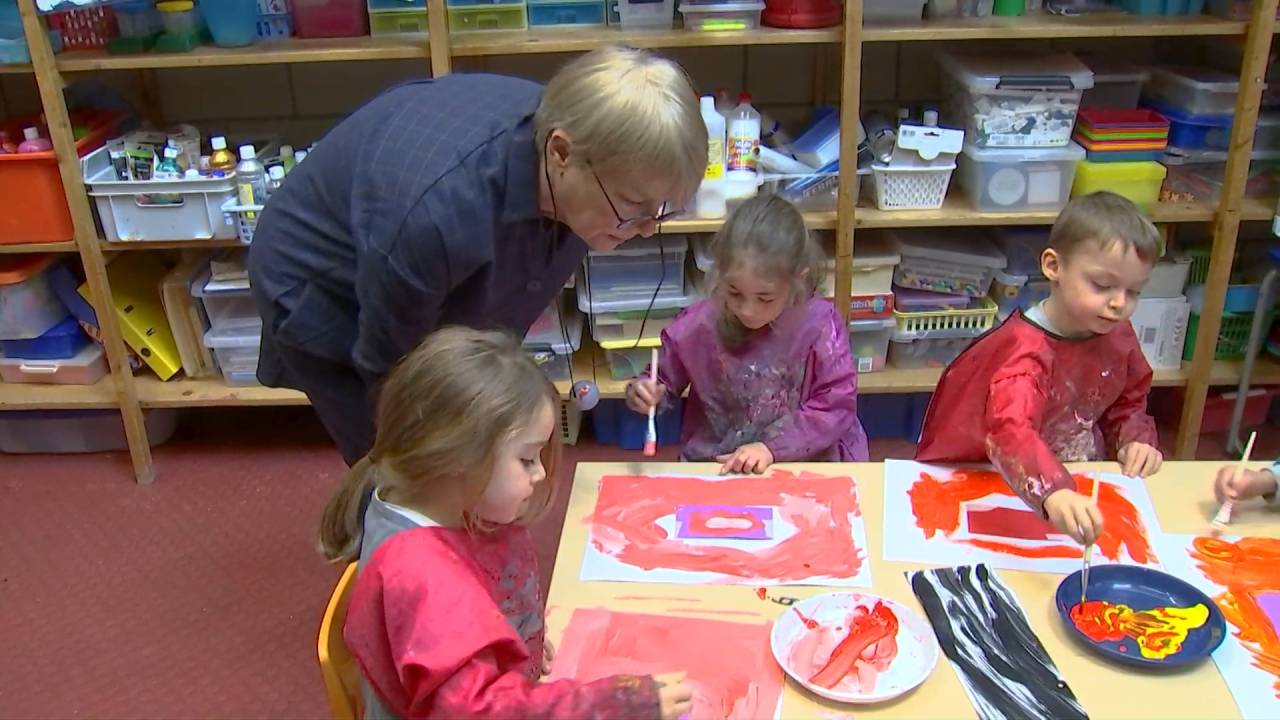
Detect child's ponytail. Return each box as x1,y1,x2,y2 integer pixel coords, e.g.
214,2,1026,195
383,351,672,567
319,455,379,563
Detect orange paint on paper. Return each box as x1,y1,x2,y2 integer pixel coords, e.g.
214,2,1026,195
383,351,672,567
1190,536,1280,699
908,470,1154,563
789,601,899,693
589,470,863,583
1069,600,1209,660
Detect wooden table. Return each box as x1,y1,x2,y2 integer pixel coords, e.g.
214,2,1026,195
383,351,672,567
545,461,1280,720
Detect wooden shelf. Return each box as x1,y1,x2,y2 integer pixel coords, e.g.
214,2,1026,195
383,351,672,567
449,25,839,56
855,196,1275,229
1206,356,1280,386
0,241,79,253
133,375,308,408
0,377,117,409
660,209,837,235
55,35,429,72
0,62,31,73
861,12,1246,41
100,239,247,251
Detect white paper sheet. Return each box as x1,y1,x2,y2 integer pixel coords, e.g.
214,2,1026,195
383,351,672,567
579,470,872,587
1155,533,1280,720
882,459,1164,574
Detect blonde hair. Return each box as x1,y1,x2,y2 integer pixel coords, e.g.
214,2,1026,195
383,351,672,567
1049,191,1161,265
319,327,562,563
536,46,707,209
710,194,827,342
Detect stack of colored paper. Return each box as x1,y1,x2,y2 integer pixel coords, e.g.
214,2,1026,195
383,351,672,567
1073,109,1171,163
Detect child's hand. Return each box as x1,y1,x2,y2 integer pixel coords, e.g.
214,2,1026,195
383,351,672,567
541,638,556,677
653,672,693,720
716,443,774,475
1118,442,1163,478
1214,466,1278,503
626,378,665,415
1044,488,1104,545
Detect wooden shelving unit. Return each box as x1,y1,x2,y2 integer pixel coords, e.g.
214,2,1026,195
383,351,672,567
3,0,1277,481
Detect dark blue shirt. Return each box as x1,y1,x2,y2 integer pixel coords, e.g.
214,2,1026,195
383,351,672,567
248,74,586,387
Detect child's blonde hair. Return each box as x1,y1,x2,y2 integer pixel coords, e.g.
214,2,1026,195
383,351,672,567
319,327,562,563
1049,191,1161,265
535,46,707,209
711,194,827,341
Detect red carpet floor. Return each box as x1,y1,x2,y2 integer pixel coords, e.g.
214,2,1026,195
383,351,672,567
0,404,1272,719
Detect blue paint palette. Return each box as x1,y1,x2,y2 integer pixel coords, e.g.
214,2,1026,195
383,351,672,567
1054,564,1226,669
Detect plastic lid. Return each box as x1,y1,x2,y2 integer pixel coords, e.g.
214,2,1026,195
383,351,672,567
238,145,256,160
940,50,1095,91
680,2,766,12
280,144,294,155
22,126,38,141
851,234,901,267
158,1,195,10
524,310,583,355
891,229,1008,270
995,269,1029,285
922,109,939,127
1149,66,1241,93
269,165,286,179
1079,56,1149,84
847,317,896,332
294,150,308,162
586,235,688,257
961,140,1086,163
1141,98,1233,126
211,136,227,151
0,254,54,285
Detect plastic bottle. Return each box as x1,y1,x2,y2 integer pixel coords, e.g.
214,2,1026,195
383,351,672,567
759,110,795,156
280,144,295,173
696,95,727,219
209,136,236,175
922,109,939,127
715,88,735,118
293,149,308,166
726,93,761,184
0,130,14,154
266,165,286,197
235,145,267,208
17,127,52,153
862,111,897,164
154,145,183,180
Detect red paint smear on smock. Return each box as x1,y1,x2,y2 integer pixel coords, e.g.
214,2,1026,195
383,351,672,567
550,607,784,720
908,470,1154,563
1191,536,1280,699
589,470,863,583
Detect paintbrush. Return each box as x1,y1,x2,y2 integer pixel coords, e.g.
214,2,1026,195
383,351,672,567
1211,431,1257,536
643,347,659,457
1081,477,1102,606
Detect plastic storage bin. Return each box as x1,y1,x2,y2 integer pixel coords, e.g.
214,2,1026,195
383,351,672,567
893,296,999,339
44,3,118,50
1143,66,1240,118
369,8,429,32
761,0,841,27
82,146,239,242
0,316,88,360
1080,58,1148,110
1141,256,1191,298
0,0,29,63
528,0,604,24
257,0,294,38
870,163,956,211
989,270,1027,317
679,1,763,30
1184,308,1273,361
957,141,1085,213
0,342,107,385
865,0,925,21
202,0,260,46
926,0,993,16
448,4,527,29
525,310,581,382
992,226,1049,275
940,51,1093,149
891,230,1007,298
193,284,260,334
293,0,368,36
1113,0,1205,14
1146,100,1233,152
0,409,178,454
1207,0,1280,17
590,398,682,450
1071,159,1167,208
849,317,895,373
841,234,900,296
1,111,119,245
604,341,655,380
0,255,65,341
888,336,978,369
578,237,688,312
615,0,675,27
203,324,262,386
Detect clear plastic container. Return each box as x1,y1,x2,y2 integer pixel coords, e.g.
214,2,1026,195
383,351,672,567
579,237,688,311
940,51,1093,149
1141,256,1191,299
1079,58,1148,110
1146,100,1233,151
888,336,977,369
527,0,606,25
0,316,87,360
203,324,262,386
891,229,1007,298
604,341,656,380
447,4,528,29
293,0,369,37
525,310,582,382
369,8,429,33
1071,159,1167,209
926,0,993,16
191,273,261,333
957,141,1085,213
989,269,1028,317
616,0,676,27
992,226,1049,276
823,234,900,297
865,0,925,21
114,0,161,39
1143,66,1241,118
0,255,65,341
156,1,200,36
848,317,895,373
370,0,426,7
202,0,259,47
591,306,682,345
0,342,107,385
0,409,178,454
678,1,764,31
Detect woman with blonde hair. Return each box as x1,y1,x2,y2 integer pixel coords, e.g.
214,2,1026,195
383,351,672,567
323,326,693,720
250,46,707,465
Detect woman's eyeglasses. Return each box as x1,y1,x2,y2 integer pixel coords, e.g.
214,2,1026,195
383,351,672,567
590,165,684,230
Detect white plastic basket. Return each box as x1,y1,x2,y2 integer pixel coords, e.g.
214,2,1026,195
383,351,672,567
221,199,264,244
893,296,998,340
871,163,956,211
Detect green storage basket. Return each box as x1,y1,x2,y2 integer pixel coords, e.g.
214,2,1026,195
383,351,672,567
1184,309,1276,361
1186,247,1212,286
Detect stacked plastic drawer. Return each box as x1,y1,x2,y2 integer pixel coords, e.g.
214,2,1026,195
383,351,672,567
191,266,263,387
446,0,528,31
0,256,107,386
368,0,428,34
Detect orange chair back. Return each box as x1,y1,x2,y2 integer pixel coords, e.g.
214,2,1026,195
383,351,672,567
317,563,362,720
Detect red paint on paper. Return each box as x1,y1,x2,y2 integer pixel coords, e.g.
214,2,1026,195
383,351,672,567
550,607,784,720
793,607,819,630
1190,536,1280,698
965,505,1057,541
787,602,899,695
589,470,863,583
756,587,767,600
908,470,1154,563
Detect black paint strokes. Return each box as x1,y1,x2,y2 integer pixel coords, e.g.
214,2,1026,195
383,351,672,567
908,564,1088,720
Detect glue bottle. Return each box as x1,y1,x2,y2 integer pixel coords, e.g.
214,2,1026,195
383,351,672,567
726,93,761,184
235,145,267,208
695,95,727,219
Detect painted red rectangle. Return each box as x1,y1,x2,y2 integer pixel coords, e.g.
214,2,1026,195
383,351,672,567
966,506,1057,541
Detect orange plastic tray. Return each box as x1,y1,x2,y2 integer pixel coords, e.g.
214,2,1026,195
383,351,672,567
0,112,120,245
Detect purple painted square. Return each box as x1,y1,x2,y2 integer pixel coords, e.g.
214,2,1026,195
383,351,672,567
675,504,772,540
1258,592,1280,632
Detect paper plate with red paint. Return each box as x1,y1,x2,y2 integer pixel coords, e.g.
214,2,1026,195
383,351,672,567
1054,564,1227,669
770,591,939,704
